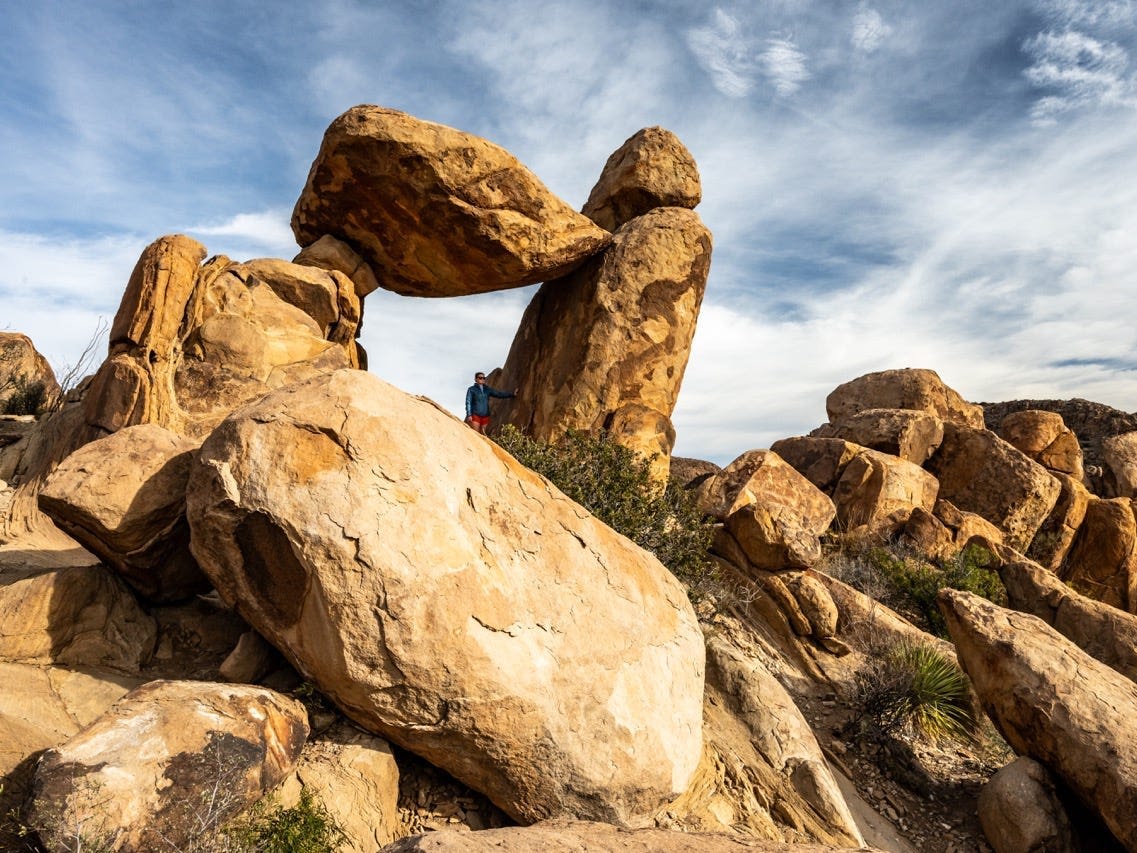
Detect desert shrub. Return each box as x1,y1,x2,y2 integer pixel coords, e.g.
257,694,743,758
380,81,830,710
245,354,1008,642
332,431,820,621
493,425,718,599
219,789,346,853
2,377,48,416
851,641,975,743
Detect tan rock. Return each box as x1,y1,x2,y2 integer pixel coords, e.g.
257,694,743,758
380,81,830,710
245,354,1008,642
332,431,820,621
934,500,1006,550
38,423,206,602
998,410,1084,480
926,423,1061,551
998,554,1137,684
490,207,710,476
186,369,705,827
1059,497,1137,612
782,571,840,639
697,449,836,524
380,820,872,852
28,680,309,853
218,629,280,684
726,503,826,570
938,589,1137,851
900,501,1004,563
1102,432,1137,498
1025,473,1089,571
581,127,702,232
292,105,610,297
826,368,984,429
978,757,1077,853
668,456,719,490
237,258,361,344
604,402,676,483
831,448,939,531
293,233,381,298
0,332,61,415
812,408,944,464
768,436,861,494
277,720,402,853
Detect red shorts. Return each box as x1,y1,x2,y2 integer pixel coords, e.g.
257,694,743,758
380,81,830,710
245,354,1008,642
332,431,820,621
468,414,491,427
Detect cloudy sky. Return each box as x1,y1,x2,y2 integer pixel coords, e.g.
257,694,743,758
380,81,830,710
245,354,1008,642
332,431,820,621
2,0,1135,464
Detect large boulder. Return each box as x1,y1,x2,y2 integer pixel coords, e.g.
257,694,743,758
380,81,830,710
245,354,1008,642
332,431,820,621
826,368,984,429
489,207,711,480
27,680,309,853
186,369,705,827
938,590,1137,851
900,500,1004,563
1025,473,1090,571
997,410,1084,480
38,423,206,602
1059,497,1137,613
925,423,1062,551
291,105,610,297
1102,432,1137,499
830,447,939,531
293,233,381,298
978,757,1079,853
580,127,701,231
0,332,61,416
768,436,861,494
812,408,944,465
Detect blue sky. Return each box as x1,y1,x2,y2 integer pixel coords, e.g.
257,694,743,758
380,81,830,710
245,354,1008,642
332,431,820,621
2,0,1135,464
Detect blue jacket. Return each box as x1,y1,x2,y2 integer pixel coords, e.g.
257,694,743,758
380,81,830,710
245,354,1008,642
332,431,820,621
466,383,513,417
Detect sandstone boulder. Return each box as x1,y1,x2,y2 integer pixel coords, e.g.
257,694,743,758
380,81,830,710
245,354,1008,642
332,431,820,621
978,757,1077,853
293,233,381,298
186,369,705,827
1025,472,1089,571
925,423,1061,551
1059,497,1137,612
668,456,719,490
998,410,1084,480
28,680,309,853
768,436,861,494
292,105,610,297
998,554,1137,684
697,449,836,524
826,368,984,429
938,589,1137,851
900,500,1004,563
581,127,701,231
38,423,205,602
1102,432,1137,499
0,332,61,415
831,448,939,531
490,207,711,478
812,408,944,464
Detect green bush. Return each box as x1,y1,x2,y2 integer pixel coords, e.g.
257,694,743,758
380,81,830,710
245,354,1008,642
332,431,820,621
493,425,717,599
220,789,346,853
2,378,47,416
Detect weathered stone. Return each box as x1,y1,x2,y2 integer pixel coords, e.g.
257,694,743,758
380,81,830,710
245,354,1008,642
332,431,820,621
938,589,1137,851
998,554,1137,684
782,571,840,639
768,436,861,494
726,502,826,570
668,456,719,490
978,757,1077,853
0,332,60,415
219,629,280,684
1026,473,1089,571
237,258,361,346
581,127,701,231
812,408,944,465
604,402,676,483
900,500,1004,563
490,207,710,477
28,680,309,853
826,368,984,429
1059,497,1137,613
697,449,836,525
292,105,610,297
831,448,939,531
998,409,1084,480
186,369,704,827
277,721,401,853
38,423,206,602
293,233,381,298
926,423,1061,551
1102,432,1137,499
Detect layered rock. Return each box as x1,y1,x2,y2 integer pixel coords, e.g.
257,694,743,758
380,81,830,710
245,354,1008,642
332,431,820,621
186,369,705,826
0,332,61,415
825,368,984,429
925,423,1061,551
939,590,1137,851
489,207,711,479
1059,497,1137,612
581,127,701,231
38,423,205,602
812,408,944,465
292,105,610,297
28,680,309,853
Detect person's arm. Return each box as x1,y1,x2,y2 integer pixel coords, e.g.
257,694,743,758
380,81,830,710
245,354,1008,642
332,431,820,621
487,385,516,399
465,386,474,417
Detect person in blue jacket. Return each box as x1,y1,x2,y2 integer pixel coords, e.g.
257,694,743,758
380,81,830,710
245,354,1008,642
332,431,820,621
465,371,517,434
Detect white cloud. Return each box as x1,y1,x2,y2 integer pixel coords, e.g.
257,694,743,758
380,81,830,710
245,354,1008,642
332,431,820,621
184,210,297,257
686,9,761,98
1034,0,1136,28
1024,29,1137,122
851,4,893,53
760,37,811,95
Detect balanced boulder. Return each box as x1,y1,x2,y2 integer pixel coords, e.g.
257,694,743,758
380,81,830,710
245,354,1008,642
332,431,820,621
825,368,984,429
186,369,705,826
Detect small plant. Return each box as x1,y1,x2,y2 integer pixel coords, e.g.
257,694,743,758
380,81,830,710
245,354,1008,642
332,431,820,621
493,425,719,600
220,788,346,853
851,641,975,743
1,377,48,416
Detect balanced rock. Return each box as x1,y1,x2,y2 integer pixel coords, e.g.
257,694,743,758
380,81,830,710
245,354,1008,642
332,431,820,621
28,680,309,853
581,127,702,231
768,436,861,494
1102,432,1137,499
490,207,711,478
938,589,1137,851
0,332,61,415
826,368,984,429
186,369,705,826
38,423,205,602
831,447,939,531
998,410,1084,480
1059,496,1137,612
926,423,1061,551
292,105,610,297
812,408,944,464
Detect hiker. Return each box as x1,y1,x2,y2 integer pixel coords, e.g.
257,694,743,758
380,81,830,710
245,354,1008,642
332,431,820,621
465,371,516,434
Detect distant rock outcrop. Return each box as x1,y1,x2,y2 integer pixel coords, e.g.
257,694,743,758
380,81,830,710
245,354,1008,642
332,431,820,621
0,332,61,415
981,398,1137,474
827,368,984,430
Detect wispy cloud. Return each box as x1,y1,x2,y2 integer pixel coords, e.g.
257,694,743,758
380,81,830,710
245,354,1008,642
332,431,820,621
851,4,893,53
760,37,811,95
1034,0,1136,28
686,9,761,97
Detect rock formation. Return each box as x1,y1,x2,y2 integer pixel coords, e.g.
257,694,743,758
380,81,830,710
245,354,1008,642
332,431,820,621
826,368,984,430
1058,496,1137,613
0,332,61,415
